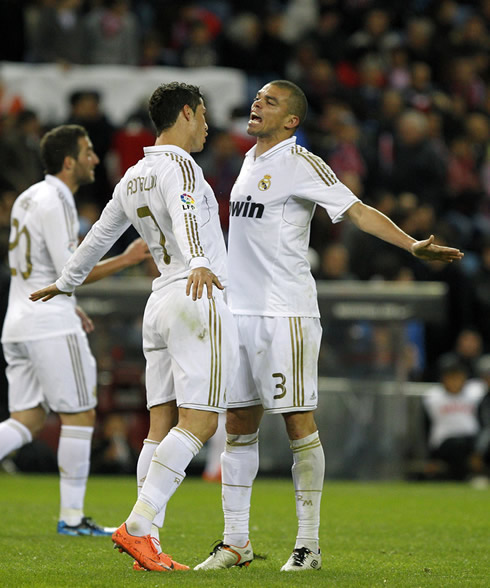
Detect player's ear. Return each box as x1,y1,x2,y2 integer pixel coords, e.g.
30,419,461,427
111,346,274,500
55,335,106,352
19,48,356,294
182,105,193,121
63,154,75,171
284,114,300,130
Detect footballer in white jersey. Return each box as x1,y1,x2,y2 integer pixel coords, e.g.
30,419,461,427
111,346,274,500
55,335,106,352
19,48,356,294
32,83,239,570
0,124,151,537
54,143,237,412
2,175,83,344
228,136,359,318
194,80,464,573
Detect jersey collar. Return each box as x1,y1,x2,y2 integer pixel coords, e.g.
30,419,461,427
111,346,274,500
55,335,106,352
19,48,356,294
45,174,76,207
246,136,297,161
144,144,191,159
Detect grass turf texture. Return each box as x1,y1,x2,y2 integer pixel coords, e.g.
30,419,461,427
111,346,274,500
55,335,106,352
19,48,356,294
0,475,488,587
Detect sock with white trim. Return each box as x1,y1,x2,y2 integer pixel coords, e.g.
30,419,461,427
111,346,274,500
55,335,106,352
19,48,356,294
0,418,32,459
290,431,324,553
222,432,259,547
126,427,202,536
58,425,94,526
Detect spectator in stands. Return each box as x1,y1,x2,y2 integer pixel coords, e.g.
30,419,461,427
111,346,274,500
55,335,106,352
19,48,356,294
65,90,115,206
472,355,490,477
453,328,484,378
317,242,355,282
423,353,484,480
30,0,85,65
473,238,490,347
382,110,447,212
0,109,44,193
83,0,140,65
179,19,219,68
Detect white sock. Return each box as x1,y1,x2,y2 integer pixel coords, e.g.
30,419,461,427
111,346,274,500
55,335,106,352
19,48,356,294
290,431,324,553
222,432,259,547
126,427,202,536
0,418,32,459
136,438,166,548
58,425,94,526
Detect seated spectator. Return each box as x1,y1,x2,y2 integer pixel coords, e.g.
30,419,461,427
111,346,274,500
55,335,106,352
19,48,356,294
472,355,490,478
423,353,485,480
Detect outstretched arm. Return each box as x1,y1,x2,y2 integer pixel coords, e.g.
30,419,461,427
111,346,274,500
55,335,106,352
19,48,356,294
30,238,152,302
345,202,464,263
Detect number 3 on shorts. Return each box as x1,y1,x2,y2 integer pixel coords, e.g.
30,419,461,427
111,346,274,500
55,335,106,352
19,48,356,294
272,372,287,399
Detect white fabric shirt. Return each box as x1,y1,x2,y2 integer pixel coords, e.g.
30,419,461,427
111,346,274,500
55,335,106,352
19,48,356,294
423,380,485,449
56,145,227,293
227,136,359,317
2,175,82,342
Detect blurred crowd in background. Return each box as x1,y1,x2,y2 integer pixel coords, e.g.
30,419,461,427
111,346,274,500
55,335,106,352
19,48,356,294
0,0,489,480
0,0,489,373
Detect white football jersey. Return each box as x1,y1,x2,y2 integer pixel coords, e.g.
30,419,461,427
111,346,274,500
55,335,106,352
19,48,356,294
423,380,485,449
2,175,83,343
227,136,359,317
56,145,227,293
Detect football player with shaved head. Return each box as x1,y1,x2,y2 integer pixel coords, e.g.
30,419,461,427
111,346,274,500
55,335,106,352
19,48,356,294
195,80,463,572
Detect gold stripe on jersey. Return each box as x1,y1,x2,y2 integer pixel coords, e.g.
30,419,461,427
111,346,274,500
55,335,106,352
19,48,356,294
208,297,222,407
177,159,190,191
181,158,196,192
57,190,76,242
289,317,305,407
293,146,337,186
184,212,204,258
66,334,88,406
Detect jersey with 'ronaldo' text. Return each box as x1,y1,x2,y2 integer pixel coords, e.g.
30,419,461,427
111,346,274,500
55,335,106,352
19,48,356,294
227,136,359,317
56,145,227,293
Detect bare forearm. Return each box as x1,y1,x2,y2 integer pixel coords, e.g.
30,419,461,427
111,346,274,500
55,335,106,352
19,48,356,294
83,254,133,284
346,202,416,252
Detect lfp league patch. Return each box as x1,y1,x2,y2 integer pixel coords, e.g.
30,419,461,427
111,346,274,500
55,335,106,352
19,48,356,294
180,193,196,210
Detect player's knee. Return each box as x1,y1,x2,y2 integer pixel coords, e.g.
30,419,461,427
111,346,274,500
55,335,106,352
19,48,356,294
11,407,46,436
283,411,317,440
59,408,96,427
226,407,262,435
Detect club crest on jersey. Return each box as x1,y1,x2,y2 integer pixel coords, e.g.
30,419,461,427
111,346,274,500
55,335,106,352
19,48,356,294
180,193,196,210
258,175,271,191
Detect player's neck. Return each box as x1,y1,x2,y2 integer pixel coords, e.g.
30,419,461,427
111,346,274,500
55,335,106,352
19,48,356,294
54,172,77,195
255,134,291,158
155,127,192,153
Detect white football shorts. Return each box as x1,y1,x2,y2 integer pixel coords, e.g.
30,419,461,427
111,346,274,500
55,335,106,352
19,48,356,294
142,280,238,412
227,315,322,414
3,332,97,414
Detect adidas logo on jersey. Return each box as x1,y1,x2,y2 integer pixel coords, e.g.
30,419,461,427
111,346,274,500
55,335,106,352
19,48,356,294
230,196,264,219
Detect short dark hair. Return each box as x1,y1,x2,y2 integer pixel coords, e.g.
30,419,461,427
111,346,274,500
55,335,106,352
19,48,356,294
148,82,204,135
40,124,88,175
269,80,308,127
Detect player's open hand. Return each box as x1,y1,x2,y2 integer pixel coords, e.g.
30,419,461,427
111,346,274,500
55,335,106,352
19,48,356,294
123,238,152,265
411,235,464,262
30,283,70,302
75,306,94,333
186,267,223,300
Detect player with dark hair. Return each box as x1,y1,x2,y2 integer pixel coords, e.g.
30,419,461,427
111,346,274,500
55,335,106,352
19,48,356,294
0,124,150,535
30,82,238,572
195,80,464,572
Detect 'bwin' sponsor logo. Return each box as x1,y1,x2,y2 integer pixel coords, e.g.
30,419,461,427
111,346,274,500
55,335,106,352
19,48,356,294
230,196,264,218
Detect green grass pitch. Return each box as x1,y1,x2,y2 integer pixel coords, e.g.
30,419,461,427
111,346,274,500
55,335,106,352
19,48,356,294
0,474,488,587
